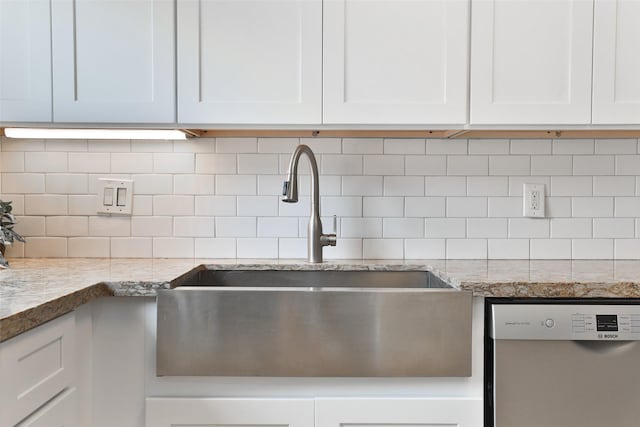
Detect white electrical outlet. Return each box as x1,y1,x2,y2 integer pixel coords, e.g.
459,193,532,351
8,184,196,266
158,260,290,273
523,183,545,218
97,178,133,215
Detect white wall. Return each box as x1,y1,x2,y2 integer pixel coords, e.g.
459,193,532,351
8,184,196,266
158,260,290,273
1,136,639,260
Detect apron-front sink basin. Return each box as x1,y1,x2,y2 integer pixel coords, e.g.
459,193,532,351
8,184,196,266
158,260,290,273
156,266,472,377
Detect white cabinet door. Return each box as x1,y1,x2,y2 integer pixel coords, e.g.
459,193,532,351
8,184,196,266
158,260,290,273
177,0,322,125
0,312,76,427
592,0,640,124
51,0,175,123
146,398,314,427
19,388,77,427
316,398,483,427
0,0,51,122
470,0,593,125
323,0,469,125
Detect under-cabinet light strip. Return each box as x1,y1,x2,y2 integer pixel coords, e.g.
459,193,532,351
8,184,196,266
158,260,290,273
2,128,188,140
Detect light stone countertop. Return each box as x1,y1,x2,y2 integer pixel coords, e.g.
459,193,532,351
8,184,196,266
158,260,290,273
2,258,640,342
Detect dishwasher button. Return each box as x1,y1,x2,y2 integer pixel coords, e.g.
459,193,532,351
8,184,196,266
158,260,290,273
545,319,555,328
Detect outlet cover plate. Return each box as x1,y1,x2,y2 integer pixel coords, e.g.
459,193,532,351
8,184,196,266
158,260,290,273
523,183,545,218
97,178,133,215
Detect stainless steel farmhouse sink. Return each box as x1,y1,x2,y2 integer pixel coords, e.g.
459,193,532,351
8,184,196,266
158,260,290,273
156,267,472,377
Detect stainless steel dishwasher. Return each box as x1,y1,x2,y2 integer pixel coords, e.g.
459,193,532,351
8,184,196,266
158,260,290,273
485,298,640,427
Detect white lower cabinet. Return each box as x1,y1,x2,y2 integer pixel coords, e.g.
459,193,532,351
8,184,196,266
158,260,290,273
316,398,483,427
17,388,77,427
145,398,315,427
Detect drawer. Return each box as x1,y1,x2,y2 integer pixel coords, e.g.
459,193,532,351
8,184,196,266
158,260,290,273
0,312,76,426
18,388,77,427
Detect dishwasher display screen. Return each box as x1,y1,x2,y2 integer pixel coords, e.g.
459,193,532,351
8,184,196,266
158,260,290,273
596,314,618,331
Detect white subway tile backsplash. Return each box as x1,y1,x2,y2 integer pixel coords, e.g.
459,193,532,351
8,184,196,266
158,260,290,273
153,153,194,173
404,197,445,217
153,238,194,258
216,175,256,195
364,155,404,175
551,177,592,196
615,239,640,260
2,174,45,193
45,140,87,152
196,154,237,174
257,217,299,237
615,197,640,217
25,195,67,215
216,217,256,237
132,140,172,153
572,239,614,259
321,196,362,216
343,138,383,154
68,238,110,257
426,139,467,155
342,176,383,196
509,218,550,238
363,197,404,217
300,138,342,153
89,216,130,236
257,138,299,153
195,238,236,258
324,238,363,259
405,156,446,176
383,218,423,238
278,238,307,259
216,138,257,153
111,153,152,173
546,198,572,217
615,155,640,175
384,139,425,154
131,217,173,237
488,197,522,217
46,174,88,194
469,139,510,154
426,218,466,238
15,216,45,236
384,176,424,196
174,138,215,153
24,237,67,257
553,139,594,154
238,196,279,216
1,138,45,152
488,239,529,259
195,196,237,216
133,174,173,195
110,238,152,257
550,218,592,238
426,176,466,196
593,176,635,196
446,197,487,217
593,218,634,238
238,154,279,174
1,195,24,214
405,239,445,259
173,175,215,195
446,239,487,259
363,239,403,259
154,195,195,216
510,139,551,154
531,156,571,175
132,195,153,215
573,155,614,175
489,156,530,176
88,140,130,152
321,155,363,175
447,156,488,176
508,177,551,196
46,216,88,236
467,177,508,196
279,196,310,217
68,153,110,173
237,238,278,258
467,218,507,238
572,197,613,217
530,239,572,259
0,152,25,172
24,152,67,172
341,218,382,238
595,139,638,154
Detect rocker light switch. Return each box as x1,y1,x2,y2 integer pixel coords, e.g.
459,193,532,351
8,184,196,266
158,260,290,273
97,178,133,215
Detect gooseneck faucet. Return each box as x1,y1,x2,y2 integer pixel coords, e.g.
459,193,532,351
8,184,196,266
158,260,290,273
282,144,336,263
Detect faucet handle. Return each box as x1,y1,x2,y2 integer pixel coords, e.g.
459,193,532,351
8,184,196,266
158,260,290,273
332,215,337,236
321,215,338,248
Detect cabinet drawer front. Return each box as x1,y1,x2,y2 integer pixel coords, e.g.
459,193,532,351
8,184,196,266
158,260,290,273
0,313,75,426
18,388,77,427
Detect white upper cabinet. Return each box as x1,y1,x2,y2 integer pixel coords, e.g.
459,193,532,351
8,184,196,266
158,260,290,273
51,0,175,123
0,0,52,122
323,0,469,125
593,0,640,124
470,0,593,125
177,0,322,125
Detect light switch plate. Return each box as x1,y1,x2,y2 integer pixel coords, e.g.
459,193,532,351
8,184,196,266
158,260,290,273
523,183,545,218
97,178,133,215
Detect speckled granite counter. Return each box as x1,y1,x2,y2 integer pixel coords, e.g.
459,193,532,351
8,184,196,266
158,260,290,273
2,258,640,342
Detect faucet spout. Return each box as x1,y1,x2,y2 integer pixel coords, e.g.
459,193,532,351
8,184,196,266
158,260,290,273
282,145,336,263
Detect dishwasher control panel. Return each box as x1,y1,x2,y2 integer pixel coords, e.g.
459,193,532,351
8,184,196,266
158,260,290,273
491,304,640,341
